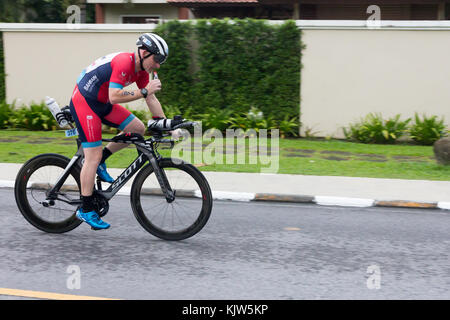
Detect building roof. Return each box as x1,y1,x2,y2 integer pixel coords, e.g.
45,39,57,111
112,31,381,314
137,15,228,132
167,0,258,6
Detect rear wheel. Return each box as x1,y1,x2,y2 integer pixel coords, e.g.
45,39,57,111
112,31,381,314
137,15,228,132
130,158,213,241
14,153,82,233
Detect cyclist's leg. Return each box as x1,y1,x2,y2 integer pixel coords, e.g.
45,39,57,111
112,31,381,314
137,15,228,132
102,104,146,154
69,89,104,195
69,87,110,228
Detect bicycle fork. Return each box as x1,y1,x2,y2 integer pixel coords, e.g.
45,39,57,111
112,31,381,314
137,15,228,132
138,145,175,203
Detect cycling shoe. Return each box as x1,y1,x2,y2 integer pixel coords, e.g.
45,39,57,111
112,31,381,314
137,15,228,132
97,162,114,183
76,209,110,230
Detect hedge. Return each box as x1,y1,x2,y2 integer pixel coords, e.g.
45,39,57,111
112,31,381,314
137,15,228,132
154,19,303,122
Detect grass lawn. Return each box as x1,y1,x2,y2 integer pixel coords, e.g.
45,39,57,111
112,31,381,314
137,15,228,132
1,129,450,181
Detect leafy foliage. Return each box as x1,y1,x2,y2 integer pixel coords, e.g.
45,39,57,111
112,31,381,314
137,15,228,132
0,100,14,129
154,19,302,123
154,20,195,112
343,113,411,144
408,113,447,145
8,102,56,130
0,0,94,23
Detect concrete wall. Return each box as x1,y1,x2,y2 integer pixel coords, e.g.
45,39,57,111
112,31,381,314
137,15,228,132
1,24,157,110
2,21,450,138
300,22,450,138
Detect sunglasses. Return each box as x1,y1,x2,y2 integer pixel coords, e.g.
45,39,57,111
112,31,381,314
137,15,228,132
143,52,167,65
153,53,167,65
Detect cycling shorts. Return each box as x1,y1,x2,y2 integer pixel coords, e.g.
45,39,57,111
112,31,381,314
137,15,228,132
69,85,136,148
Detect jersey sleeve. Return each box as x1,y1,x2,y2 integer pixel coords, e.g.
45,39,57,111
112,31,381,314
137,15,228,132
136,71,149,90
109,54,131,90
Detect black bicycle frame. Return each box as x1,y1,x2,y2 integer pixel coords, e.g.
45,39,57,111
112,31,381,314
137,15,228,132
47,138,175,205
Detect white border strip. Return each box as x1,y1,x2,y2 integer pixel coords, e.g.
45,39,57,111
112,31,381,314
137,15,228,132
195,190,255,202
295,19,450,30
3,20,450,32
314,196,375,207
437,202,450,210
0,180,14,188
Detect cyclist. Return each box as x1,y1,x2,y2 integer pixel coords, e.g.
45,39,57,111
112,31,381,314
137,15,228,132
70,33,170,230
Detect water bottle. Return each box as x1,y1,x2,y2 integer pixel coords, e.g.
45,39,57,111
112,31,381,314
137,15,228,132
45,96,68,128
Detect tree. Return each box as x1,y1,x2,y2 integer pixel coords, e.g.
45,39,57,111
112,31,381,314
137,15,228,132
0,0,93,23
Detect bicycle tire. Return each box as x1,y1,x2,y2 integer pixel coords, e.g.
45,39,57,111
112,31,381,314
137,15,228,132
130,158,213,241
14,153,82,233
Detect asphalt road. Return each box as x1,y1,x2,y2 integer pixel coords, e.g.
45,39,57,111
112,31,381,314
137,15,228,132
0,187,449,300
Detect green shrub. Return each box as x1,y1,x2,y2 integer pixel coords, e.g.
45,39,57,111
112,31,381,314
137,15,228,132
230,107,269,133
154,19,302,124
408,113,447,145
199,108,235,132
10,102,56,130
343,113,411,144
278,115,300,138
0,100,14,129
154,20,195,109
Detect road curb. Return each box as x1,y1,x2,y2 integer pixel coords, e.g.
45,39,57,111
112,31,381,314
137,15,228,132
252,193,445,210
1,179,447,211
254,193,315,203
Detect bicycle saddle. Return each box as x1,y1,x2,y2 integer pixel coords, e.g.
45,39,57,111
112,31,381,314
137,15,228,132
111,132,145,143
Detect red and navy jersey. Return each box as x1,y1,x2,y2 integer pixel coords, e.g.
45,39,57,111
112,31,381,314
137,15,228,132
76,52,149,103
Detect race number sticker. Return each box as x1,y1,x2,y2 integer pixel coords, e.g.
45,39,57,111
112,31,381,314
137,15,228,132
65,128,78,137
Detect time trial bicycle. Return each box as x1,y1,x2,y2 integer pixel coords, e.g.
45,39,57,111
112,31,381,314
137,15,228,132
14,107,213,241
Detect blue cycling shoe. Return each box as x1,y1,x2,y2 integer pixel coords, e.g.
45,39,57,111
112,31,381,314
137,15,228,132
97,162,114,183
76,209,110,230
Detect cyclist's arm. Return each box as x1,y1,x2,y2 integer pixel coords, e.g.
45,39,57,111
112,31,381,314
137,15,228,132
108,87,143,105
145,93,166,118
136,72,165,118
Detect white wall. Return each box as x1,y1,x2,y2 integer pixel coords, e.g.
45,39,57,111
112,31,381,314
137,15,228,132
1,24,157,110
2,21,450,138
300,25,450,138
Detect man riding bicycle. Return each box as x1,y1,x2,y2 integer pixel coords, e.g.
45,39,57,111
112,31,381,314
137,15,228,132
70,33,171,230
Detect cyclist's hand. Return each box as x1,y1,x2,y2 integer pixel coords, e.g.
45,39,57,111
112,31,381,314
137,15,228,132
170,129,183,141
146,79,161,96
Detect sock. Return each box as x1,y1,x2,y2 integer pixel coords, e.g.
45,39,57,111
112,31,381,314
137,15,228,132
82,195,95,213
100,147,112,164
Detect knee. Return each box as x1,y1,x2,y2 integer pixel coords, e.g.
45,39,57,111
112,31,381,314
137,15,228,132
131,119,146,136
84,148,102,164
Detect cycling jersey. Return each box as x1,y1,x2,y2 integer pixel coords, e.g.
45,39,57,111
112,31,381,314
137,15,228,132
70,52,149,148
77,52,149,103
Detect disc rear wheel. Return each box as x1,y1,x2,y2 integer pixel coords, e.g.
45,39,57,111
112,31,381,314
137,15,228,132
14,154,82,233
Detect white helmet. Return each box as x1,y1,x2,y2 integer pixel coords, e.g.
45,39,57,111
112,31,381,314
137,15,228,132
136,33,169,65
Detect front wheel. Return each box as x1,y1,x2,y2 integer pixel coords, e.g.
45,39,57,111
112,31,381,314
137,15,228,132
14,153,82,233
130,158,213,241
